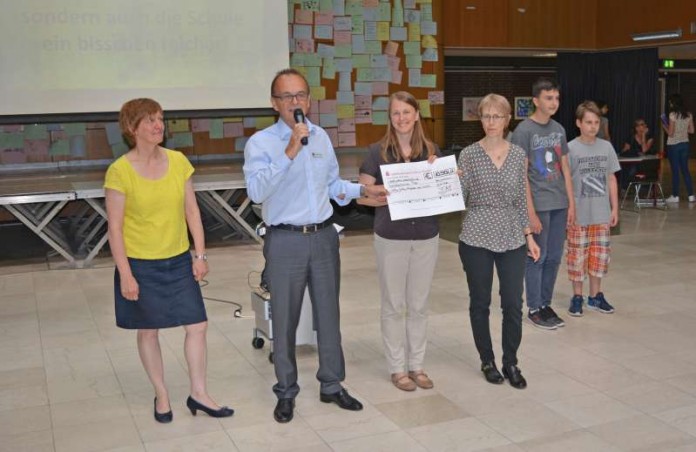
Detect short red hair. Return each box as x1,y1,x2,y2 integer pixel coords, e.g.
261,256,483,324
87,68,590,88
119,98,162,148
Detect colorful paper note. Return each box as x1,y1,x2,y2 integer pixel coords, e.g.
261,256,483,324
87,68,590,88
223,122,244,137
337,104,355,119
209,119,224,139
24,124,49,140
64,123,86,137
417,99,432,118
338,132,356,147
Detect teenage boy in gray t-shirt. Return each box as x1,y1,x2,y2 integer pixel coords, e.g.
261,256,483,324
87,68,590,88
566,101,620,316
511,77,575,330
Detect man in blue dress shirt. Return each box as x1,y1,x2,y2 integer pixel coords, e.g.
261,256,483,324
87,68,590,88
243,68,386,423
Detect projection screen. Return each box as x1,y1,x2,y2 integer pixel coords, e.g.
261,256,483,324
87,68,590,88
0,0,290,116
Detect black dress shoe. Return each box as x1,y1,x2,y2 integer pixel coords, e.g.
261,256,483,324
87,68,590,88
186,396,234,418
502,365,527,389
273,398,295,423
154,397,173,423
481,362,504,384
319,389,363,411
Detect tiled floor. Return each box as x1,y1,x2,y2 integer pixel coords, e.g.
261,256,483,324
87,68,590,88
1,203,696,451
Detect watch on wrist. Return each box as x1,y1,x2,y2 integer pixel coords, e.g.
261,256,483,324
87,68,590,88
360,184,366,197
194,253,208,261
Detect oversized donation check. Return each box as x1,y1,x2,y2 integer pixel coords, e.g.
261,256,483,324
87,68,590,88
380,155,465,221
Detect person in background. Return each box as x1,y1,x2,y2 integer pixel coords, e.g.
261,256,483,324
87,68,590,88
458,93,540,390
357,91,440,392
596,101,611,142
243,68,385,424
620,118,655,189
105,98,233,424
510,77,575,331
662,94,695,203
621,118,654,157
566,101,620,317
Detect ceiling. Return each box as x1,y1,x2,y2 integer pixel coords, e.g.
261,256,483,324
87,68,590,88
444,42,696,59
660,43,696,59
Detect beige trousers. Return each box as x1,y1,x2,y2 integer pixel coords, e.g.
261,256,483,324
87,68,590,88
374,234,439,374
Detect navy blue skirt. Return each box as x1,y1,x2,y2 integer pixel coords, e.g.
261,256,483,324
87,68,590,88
115,251,207,329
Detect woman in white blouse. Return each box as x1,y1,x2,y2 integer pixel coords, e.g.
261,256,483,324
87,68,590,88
662,94,695,203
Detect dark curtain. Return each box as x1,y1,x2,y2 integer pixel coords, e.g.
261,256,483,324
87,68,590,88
557,48,659,153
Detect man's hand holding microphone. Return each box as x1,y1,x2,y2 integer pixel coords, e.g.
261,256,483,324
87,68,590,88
285,108,310,160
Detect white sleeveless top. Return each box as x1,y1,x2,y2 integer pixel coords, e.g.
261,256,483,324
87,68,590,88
667,112,693,145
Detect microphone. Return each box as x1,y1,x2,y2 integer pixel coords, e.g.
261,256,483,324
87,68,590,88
293,108,308,145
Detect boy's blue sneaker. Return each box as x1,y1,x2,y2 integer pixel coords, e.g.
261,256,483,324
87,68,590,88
587,292,614,314
568,295,584,317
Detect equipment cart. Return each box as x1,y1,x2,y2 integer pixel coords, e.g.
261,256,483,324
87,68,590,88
251,288,316,363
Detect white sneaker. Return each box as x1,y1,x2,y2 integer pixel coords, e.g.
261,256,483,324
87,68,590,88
689,195,696,203
666,195,680,203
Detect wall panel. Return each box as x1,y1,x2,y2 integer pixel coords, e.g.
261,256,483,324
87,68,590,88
442,0,508,48
507,0,596,49
597,0,696,49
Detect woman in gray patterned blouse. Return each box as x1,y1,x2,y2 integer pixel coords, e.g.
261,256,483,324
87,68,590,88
458,93,540,389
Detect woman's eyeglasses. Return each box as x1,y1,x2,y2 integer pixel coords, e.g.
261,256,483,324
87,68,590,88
480,114,508,122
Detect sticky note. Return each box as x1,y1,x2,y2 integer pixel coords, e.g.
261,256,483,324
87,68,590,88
310,86,326,100
223,122,244,137
372,111,388,125
235,137,249,152
168,119,190,132
337,132,356,147
420,74,437,88
428,91,445,105
63,123,86,137
418,100,432,118
49,139,70,156
319,113,338,127
209,119,224,139
337,104,355,119
255,117,277,129
24,124,49,140
0,133,24,149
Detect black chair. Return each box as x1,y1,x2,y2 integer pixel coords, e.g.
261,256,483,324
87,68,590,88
620,156,666,210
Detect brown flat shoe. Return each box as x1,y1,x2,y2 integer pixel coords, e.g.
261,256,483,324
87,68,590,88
408,371,434,389
391,373,416,391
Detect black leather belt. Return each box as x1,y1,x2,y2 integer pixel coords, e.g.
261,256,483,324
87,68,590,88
272,220,332,233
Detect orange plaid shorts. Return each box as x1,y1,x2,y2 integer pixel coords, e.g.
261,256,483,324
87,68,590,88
566,223,611,282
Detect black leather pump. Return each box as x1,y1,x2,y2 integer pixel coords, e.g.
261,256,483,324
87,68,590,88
186,396,234,418
154,398,173,423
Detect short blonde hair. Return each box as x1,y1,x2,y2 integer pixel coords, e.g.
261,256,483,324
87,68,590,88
478,93,511,117
119,98,163,148
575,100,600,120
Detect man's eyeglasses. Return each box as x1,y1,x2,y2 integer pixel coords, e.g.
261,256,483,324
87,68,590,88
480,114,508,122
272,92,309,103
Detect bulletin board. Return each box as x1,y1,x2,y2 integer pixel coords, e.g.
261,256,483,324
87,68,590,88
288,0,445,148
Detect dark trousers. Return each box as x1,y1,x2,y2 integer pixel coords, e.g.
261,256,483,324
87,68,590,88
525,208,567,310
667,142,694,197
263,226,345,399
459,242,526,367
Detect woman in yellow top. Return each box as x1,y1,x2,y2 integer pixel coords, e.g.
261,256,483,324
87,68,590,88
104,98,233,423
